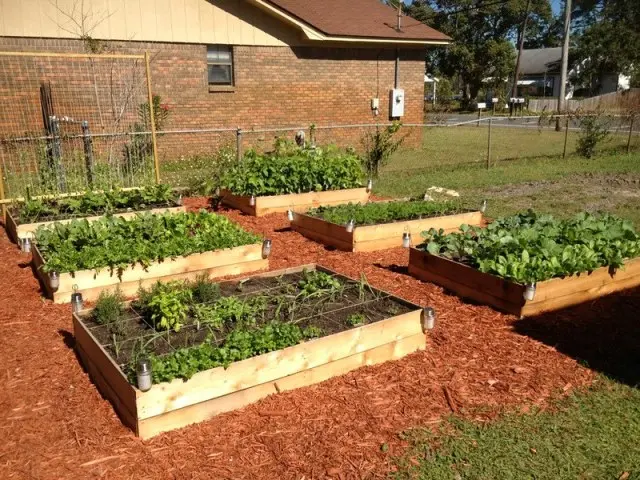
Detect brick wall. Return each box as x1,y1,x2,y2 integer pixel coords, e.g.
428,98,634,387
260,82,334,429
0,37,426,161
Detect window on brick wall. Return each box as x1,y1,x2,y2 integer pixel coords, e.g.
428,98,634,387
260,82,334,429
207,45,234,85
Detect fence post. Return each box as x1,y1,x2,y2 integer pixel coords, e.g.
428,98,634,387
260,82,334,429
236,127,243,161
144,51,161,184
477,109,481,127
486,117,492,170
49,116,66,191
562,116,569,159
627,115,635,154
81,121,94,187
0,162,6,222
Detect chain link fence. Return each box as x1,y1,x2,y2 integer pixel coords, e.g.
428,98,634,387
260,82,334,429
0,51,638,201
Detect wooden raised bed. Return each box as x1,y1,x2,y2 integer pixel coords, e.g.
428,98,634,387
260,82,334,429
291,209,484,252
72,265,427,439
221,188,370,216
408,248,640,317
6,206,186,243
33,243,268,304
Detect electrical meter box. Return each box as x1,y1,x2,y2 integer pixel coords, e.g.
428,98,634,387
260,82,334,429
390,88,404,117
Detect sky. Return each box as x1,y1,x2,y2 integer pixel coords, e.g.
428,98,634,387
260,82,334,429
402,0,564,17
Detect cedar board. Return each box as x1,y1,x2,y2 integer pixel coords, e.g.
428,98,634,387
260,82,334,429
221,188,369,217
408,248,640,317
72,264,427,439
5,206,186,243
291,210,484,252
33,243,268,304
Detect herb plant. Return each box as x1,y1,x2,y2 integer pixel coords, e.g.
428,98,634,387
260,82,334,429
298,270,343,299
307,199,466,226
346,313,366,326
420,211,640,284
221,142,363,196
35,211,261,274
93,289,126,326
13,185,178,223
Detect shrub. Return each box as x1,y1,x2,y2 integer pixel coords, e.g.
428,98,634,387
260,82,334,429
360,122,406,178
576,111,612,158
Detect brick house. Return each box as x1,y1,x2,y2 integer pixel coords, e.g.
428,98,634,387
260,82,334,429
0,0,449,159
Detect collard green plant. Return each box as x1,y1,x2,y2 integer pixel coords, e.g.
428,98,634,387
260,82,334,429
420,210,640,284
307,199,465,226
221,143,363,196
14,185,177,223
35,211,261,274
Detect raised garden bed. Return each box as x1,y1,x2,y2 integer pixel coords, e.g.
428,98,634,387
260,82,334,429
6,185,183,242
220,143,368,216
408,211,640,317
292,200,484,252
222,188,370,217
72,265,427,438
33,211,268,303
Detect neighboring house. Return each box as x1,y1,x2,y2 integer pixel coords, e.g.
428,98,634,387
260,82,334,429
517,47,630,99
517,47,563,98
0,0,450,155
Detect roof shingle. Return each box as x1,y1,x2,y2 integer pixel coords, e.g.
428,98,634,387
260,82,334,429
264,0,450,42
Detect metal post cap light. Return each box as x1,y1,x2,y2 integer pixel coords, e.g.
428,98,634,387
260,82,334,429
345,219,355,233
366,179,373,192
262,239,272,258
402,232,411,248
523,283,537,301
136,358,153,392
49,271,60,292
422,307,436,331
21,237,32,253
480,199,488,213
287,209,294,221
249,195,256,207
71,291,84,313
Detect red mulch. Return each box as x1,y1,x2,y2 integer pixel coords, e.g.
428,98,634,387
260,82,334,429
6,196,634,480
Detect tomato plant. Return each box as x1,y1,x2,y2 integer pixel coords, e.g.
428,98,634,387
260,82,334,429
221,143,363,196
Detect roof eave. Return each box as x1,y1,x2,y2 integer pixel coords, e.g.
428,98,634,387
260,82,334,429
250,0,451,46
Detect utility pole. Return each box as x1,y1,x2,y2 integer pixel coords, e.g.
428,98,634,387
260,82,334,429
556,0,572,130
511,0,531,114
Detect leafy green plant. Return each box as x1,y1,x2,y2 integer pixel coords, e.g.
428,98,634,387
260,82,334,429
420,211,640,284
346,313,366,326
35,211,261,274
298,270,343,299
307,199,465,226
360,122,406,178
93,289,125,326
221,142,363,196
13,185,178,223
144,321,321,382
147,286,193,332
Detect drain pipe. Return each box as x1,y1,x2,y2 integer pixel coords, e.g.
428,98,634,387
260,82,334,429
394,2,402,89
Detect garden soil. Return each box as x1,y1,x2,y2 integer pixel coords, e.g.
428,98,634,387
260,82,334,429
2,196,634,479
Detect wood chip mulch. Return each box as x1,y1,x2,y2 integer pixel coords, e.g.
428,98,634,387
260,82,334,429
4,196,635,479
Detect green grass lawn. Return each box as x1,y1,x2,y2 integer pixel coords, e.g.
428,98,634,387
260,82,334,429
392,378,640,480
378,150,640,226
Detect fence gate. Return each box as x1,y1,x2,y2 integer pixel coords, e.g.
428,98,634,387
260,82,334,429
0,51,159,203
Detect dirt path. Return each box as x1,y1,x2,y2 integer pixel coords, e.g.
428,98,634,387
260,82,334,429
0,198,598,479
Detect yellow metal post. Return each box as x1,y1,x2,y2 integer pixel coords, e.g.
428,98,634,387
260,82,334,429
144,52,161,184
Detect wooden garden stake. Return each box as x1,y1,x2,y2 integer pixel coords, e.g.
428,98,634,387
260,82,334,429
144,51,161,184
